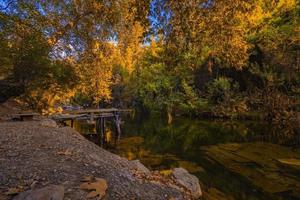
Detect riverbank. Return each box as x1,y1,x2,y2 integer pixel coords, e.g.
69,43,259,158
0,101,199,200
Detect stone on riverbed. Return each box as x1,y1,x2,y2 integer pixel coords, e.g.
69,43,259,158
202,143,300,198
172,167,202,199
13,185,64,200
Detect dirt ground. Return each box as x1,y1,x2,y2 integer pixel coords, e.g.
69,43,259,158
0,101,187,200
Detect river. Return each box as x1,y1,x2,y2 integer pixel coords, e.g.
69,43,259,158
70,115,300,200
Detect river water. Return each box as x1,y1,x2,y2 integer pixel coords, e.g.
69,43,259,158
71,115,300,200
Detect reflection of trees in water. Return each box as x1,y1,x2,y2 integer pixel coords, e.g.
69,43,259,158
264,123,299,145
121,117,298,155
212,120,299,145
75,116,300,150
242,120,299,145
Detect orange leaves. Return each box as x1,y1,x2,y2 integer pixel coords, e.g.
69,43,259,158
80,177,108,199
47,38,55,46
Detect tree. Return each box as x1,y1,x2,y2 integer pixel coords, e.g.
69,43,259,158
0,0,150,110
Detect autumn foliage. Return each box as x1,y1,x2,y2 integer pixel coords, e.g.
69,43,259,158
0,0,299,120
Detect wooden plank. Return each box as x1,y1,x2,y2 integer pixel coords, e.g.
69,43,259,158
64,108,119,115
98,113,114,117
63,108,132,115
11,113,40,121
51,113,116,121
118,109,133,112
12,113,39,117
51,114,87,121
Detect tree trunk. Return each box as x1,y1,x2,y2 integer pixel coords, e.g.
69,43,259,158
167,109,173,125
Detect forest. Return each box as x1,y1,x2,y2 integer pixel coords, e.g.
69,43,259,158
1,1,300,200
0,0,299,124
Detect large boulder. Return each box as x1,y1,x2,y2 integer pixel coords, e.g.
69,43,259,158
13,185,64,200
130,159,151,175
172,168,202,199
39,119,58,128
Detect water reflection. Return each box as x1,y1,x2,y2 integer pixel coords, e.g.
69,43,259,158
71,116,300,200
72,120,120,148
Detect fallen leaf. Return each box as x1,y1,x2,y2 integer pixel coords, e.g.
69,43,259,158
80,178,107,199
159,169,172,177
57,149,72,156
4,187,23,195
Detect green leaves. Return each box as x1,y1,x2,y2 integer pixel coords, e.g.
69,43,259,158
206,77,239,105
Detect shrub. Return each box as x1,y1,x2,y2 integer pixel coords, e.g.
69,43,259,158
206,77,239,104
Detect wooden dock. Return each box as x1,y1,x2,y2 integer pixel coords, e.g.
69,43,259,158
11,113,40,121
52,108,131,138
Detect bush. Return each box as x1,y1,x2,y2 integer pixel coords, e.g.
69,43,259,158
206,77,239,104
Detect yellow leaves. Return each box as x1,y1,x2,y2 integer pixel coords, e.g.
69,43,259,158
159,169,173,177
247,0,296,28
276,0,296,12
78,41,117,103
47,38,55,46
117,22,145,74
247,4,268,26
80,177,108,199
92,41,101,52
22,76,77,114
91,0,103,11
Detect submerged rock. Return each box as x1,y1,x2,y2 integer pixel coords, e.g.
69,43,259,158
203,143,300,198
172,167,202,199
13,185,64,200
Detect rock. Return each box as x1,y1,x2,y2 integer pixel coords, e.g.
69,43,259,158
13,185,64,200
172,168,202,199
130,160,151,175
39,119,58,128
203,143,300,195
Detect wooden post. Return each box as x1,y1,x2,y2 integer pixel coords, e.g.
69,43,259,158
90,112,94,122
96,118,101,133
167,110,173,125
71,119,74,128
114,112,121,138
96,116,106,147
102,117,106,136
